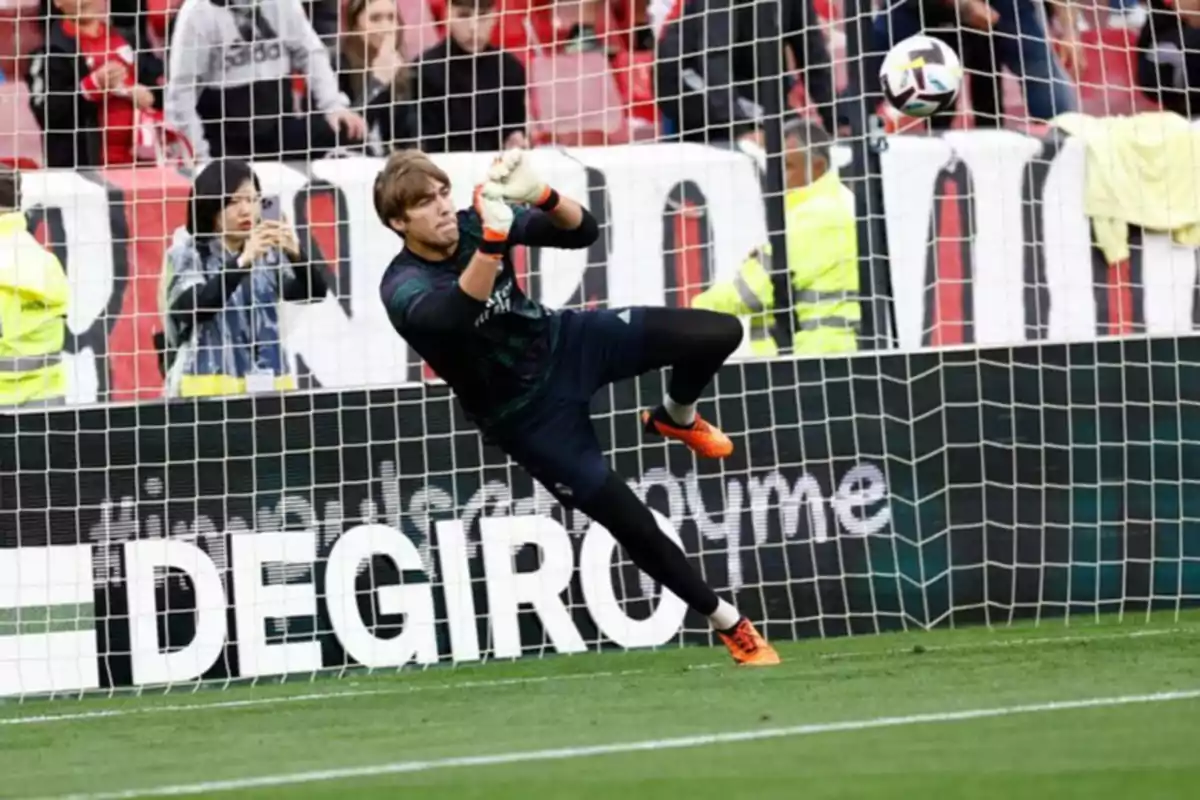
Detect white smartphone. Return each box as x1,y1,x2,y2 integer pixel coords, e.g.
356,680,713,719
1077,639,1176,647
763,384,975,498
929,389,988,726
261,196,282,222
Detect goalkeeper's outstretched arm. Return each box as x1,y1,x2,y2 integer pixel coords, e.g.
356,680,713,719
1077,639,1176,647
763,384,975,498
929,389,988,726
487,149,599,249
509,202,598,250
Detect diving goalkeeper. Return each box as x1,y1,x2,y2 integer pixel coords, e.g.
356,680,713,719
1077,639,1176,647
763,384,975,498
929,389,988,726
375,149,780,666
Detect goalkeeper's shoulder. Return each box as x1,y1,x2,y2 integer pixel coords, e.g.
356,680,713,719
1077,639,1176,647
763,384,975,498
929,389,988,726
381,261,431,306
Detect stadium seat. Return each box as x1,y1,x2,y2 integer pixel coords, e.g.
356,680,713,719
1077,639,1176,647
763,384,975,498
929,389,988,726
0,1,44,82
0,81,43,169
491,0,534,57
528,52,629,145
548,0,632,54
489,0,557,64
145,0,184,50
1076,27,1160,117
610,50,657,131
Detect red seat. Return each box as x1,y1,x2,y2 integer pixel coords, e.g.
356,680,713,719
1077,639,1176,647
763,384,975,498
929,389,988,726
812,0,841,21
528,51,629,145
548,0,631,54
0,3,44,82
610,50,655,122
1076,27,1160,117
494,1,532,54
145,0,184,49
0,82,43,169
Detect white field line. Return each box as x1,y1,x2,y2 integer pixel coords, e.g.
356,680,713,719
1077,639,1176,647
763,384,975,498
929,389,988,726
46,688,1200,800
812,625,1189,660
2,625,1194,727
0,670,645,726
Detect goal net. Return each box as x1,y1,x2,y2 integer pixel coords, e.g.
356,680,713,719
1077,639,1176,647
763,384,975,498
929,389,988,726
0,0,1198,701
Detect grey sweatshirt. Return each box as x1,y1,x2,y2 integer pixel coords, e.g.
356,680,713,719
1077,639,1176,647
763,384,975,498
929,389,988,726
166,0,346,161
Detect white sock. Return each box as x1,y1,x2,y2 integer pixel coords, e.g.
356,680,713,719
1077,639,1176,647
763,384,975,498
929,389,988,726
663,394,696,426
708,599,741,631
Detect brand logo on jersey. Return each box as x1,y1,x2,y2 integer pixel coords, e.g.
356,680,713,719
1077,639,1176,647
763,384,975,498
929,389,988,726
474,281,514,327
224,40,283,70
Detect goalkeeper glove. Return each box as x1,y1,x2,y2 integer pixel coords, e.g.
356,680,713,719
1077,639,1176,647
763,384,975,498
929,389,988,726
473,181,513,257
487,148,559,211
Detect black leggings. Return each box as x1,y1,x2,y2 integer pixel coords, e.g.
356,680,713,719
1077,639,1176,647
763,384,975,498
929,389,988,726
635,307,743,405
577,307,742,618
577,471,722,616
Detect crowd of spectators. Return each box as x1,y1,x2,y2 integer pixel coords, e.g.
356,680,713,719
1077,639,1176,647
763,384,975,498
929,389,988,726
0,0,1193,171
0,0,1195,405
6,0,656,167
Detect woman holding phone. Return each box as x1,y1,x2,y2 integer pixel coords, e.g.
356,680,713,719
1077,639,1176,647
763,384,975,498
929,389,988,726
158,158,328,398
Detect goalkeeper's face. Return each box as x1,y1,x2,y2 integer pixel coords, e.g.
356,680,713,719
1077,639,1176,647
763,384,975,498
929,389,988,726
401,178,459,250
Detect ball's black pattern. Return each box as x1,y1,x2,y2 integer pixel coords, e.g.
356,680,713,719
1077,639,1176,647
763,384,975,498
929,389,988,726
882,40,958,116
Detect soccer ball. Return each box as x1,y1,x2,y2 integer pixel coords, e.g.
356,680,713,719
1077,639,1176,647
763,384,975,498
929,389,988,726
879,35,962,118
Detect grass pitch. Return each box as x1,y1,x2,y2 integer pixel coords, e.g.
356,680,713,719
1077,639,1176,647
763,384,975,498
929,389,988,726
3,612,1199,799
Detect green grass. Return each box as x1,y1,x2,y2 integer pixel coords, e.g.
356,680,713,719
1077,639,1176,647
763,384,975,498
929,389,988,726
3,612,1200,799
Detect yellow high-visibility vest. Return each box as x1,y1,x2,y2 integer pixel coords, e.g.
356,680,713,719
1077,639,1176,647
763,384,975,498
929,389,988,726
693,172,859,358
0,212,68,408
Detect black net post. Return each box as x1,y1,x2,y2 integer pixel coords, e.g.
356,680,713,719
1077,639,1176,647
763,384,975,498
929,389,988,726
753,0,794,355
841,0,897,350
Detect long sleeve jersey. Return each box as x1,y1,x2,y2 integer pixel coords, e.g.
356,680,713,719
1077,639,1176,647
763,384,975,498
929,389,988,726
165,0,345,161
380,204,598,429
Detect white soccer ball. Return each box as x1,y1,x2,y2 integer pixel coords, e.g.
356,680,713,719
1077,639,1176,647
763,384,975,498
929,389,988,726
879,35,962,119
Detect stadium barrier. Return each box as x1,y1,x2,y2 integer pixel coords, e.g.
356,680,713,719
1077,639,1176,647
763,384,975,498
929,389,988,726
3,332,1200,696
19,136,1200,408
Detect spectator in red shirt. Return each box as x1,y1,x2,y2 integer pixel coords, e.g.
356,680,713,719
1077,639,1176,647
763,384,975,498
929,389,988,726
26,0,166,168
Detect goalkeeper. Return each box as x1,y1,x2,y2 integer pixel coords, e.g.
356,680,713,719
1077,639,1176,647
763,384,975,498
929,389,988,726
375,149,780,667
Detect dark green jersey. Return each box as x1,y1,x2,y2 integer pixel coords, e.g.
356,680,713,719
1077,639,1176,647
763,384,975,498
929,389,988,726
380,204,597,428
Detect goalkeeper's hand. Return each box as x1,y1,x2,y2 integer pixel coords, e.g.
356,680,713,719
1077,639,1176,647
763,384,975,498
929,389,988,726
473,181,513,253
487,148,553,207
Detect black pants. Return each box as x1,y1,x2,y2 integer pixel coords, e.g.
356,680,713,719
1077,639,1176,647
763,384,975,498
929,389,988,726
205,113,341,161
491,306,743,616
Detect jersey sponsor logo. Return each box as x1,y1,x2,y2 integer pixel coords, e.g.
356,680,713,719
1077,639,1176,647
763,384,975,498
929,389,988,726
474,280,514,328
223,40,284,70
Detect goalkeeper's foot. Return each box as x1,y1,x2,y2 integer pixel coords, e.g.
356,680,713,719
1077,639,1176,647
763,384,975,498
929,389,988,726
718,618,782,667
641,406,734,459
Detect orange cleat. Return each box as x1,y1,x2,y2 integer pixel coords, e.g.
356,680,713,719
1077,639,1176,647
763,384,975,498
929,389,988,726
718,618,782,667
642,407,734,459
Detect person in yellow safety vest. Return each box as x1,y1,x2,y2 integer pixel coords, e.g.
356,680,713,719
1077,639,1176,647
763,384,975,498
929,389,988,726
693,118,859,357
0,166,69,408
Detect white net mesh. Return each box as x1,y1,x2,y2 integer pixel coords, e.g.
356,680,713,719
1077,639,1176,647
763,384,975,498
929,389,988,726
0,0,1198,701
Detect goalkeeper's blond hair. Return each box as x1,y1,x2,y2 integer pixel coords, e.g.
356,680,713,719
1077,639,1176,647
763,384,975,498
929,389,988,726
373,150,452,238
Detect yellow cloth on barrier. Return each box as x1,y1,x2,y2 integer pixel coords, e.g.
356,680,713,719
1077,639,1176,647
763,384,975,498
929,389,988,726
1053,112,1200,265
